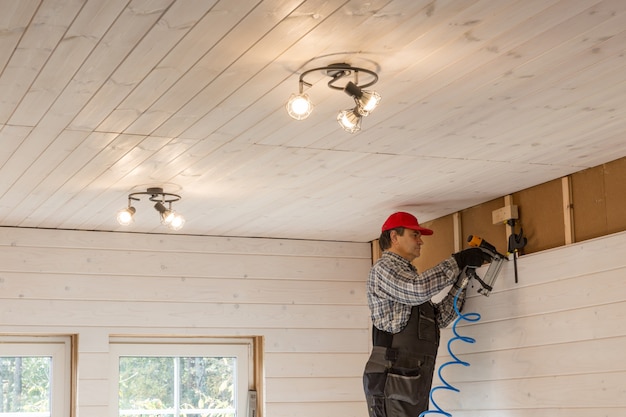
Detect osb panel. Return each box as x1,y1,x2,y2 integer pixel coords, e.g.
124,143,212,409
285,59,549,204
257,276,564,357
413,215,455,272
604,157,626,235
571,165,607,242
513,179,565,253
460,198,509,256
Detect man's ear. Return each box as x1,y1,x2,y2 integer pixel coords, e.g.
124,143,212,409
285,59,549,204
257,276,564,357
389,229,398,245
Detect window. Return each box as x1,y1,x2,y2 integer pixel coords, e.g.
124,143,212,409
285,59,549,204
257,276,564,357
110,338,253,417
0,335,72,417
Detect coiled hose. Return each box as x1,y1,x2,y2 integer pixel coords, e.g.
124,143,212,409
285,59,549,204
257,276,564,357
418,283,480,417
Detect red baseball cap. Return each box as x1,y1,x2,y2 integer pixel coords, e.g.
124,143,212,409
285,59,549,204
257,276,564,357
381,212,433,235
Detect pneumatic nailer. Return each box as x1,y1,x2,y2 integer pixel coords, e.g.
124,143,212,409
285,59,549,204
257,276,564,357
466,235,508,296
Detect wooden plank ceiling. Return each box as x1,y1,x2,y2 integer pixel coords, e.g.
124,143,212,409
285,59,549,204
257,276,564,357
1,0,625,242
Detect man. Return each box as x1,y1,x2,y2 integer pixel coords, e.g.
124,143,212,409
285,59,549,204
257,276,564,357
362,212,490,417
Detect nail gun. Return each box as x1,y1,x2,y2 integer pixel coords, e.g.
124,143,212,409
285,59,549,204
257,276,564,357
466,235,508,296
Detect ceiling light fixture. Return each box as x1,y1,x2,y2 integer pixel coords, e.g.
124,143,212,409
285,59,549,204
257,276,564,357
116,187,185,231
337,107,362,133
286,63,381,133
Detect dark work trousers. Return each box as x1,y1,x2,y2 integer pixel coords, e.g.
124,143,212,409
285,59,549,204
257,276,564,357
363,302,440,417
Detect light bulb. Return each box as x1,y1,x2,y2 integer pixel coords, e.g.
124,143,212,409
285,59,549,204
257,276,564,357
337,108,362,133
168,213,185,231
358,90,381,114
116,207,136,226
286,93,313,120
343,81,381,115
160,210,175,225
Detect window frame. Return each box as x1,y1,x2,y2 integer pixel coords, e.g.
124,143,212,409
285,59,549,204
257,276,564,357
0,334,72,417
109,337,254,417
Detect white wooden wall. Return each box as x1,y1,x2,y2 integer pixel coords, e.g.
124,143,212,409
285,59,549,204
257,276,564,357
0,227,372,417
2,227,625,417
432,230,626,417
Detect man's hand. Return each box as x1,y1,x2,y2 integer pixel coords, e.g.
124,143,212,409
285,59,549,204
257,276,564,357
453,247,492,269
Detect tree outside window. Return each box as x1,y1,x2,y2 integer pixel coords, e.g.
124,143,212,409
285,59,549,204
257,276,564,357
0,335,71,417
118,356,236,417
0,357,52,415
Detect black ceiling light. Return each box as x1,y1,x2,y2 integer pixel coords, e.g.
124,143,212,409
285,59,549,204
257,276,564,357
286,63,381,133
116,187,185,231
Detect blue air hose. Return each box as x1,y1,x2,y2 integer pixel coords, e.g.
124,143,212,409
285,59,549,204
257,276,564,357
418,285,480,417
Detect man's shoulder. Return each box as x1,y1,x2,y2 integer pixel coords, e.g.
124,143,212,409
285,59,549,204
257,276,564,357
372,252,397,269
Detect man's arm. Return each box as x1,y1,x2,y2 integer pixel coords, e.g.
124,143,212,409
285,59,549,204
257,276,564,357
375,256,460,305
435,277,468,328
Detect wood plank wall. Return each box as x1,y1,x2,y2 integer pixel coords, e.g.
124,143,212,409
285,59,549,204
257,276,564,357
432,230,626,416
0,227,372,417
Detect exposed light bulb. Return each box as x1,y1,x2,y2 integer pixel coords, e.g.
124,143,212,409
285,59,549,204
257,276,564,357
116,206,136,226
337,108,362,133
286,93,313,120
160,210,175,226
358,90,381,114
154,202,184,230
168,213,185,231
343,81,381,115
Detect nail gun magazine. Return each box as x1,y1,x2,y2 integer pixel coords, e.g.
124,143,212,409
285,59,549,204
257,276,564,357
465,235,508,296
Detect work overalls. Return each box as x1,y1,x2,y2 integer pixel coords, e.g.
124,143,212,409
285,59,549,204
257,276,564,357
363,302,440,417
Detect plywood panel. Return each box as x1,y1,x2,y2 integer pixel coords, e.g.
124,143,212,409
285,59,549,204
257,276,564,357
571,164,607,241
414,214,456,271
460,198,509,255
513,178,564,253
604,156,626,235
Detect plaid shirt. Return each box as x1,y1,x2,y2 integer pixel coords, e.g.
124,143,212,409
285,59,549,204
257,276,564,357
367,251,466,333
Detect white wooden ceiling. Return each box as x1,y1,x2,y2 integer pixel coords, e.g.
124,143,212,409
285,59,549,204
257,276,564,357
1,0,625,243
